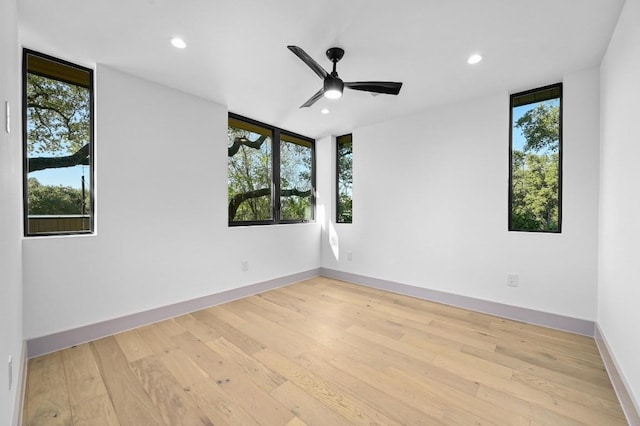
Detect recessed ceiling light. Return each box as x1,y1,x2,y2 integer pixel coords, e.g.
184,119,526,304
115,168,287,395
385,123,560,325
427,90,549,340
171,37,186,49
321,108,330,115
468,54,482,64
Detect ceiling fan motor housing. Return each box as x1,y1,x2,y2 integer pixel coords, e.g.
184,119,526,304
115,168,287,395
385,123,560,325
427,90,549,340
326,47,345,63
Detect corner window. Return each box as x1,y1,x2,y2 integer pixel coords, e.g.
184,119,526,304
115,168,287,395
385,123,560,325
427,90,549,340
228,113,315,225
509,83,562,232
336,134,352,223
23,50,94,236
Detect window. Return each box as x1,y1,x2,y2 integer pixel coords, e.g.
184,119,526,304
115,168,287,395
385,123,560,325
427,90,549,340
336,133,352,223
227,116,273,222
23,50,94,236
228,113,315,225
509,83,562,232
280,134,313,221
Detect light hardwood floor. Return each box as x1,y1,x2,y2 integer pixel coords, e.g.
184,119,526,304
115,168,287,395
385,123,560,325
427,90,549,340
23,277,627,425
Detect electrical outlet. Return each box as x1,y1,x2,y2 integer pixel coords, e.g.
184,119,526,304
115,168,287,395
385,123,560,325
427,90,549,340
507,273,519,287
241,260,249,272
347,251,353,261
8,356,12,390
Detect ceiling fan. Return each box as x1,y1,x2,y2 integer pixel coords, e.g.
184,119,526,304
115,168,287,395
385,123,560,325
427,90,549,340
287,45,403,108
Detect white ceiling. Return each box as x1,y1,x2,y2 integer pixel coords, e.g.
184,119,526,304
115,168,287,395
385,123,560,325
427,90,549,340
18,0,625,139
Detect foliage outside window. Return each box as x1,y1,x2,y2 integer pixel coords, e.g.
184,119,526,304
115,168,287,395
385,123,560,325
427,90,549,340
228,113,315,225
23,50,94,236
509,83,562,232
336,134,352,223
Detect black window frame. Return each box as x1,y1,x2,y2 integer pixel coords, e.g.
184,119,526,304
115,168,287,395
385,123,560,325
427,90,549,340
228,112,316,226
508,83,563,233
22,49,95,237
336,133,353,224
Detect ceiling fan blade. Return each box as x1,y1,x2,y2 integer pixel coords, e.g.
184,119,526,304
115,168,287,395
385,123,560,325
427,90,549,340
287,46,329,80
300,88,325,108
344,81,403,95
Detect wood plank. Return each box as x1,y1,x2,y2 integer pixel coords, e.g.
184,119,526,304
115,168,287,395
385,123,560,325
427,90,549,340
129,355,213,425
90,336,166,426
206,336,286,392
204,305,247,328
188,377,260,426
461,343,621,403
254,348,403,426
190,307,267,355
158,348,209,388
385,366,529,426
271,381,353,426
478,380,627,426
295,351,445,425
24,352,73,426
171,331,294,425
346,324,438,363
236,311,317,357
430,347,514,384
476,383,619,426
285,416,309,426
511,370,626,420
136,323,179,356
174,313,220,342
69,394,120,426
61,344,119,425
152,317,188,337
495,344,611,388
113,329,154,362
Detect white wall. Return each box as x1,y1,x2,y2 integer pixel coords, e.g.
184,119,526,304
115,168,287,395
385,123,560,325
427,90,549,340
23,66,321,340
0,0,24,423
320,67,601,321
599,0,640,409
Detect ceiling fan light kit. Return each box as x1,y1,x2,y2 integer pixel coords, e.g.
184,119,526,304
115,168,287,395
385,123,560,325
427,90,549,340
287,45,403,108
323,78,344,99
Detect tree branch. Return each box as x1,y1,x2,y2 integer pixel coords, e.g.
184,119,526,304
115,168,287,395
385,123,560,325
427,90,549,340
229,188,312,220
228,134,268,157
28,143,90,173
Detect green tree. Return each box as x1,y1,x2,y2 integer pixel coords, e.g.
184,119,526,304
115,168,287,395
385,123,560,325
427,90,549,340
26,74,91,172
511,101,560,231
337,138,353,222
27,178,89,215
516,103,559,152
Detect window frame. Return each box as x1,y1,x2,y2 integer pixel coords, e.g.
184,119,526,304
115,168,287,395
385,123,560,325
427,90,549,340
508,82,563,233
228,112,315,226
22,49,95,237
336,133,353,224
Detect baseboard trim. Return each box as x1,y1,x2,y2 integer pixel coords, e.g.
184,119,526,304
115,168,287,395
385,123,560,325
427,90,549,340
595,323,640,426
26,268,321,358
320,268,595,336
12,341,27,426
